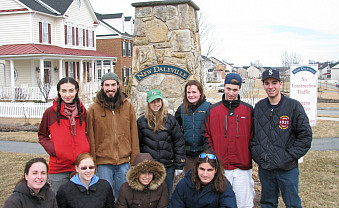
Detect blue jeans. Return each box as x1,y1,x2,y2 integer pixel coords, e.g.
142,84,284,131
165,165,175,200
48,172,72,194
96,163,130,201
259,167,302,208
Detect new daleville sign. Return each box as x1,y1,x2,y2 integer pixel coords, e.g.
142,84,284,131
135,65,190,82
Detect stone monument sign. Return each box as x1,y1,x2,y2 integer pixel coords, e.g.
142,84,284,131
131,0,202,116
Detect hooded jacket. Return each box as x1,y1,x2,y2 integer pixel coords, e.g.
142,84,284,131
116,153,168,208
3,181,57,208
87,90,139,165
170,170,237,208
56,174,114,208
38,99,90,174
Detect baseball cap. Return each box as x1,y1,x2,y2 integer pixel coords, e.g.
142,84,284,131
224,73,242,87
262,69,280,81
147,89,163,103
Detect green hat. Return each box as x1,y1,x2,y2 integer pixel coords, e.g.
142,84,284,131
147,89,163,103
101,72,119,85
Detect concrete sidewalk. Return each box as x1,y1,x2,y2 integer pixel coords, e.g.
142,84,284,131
0,138,338,155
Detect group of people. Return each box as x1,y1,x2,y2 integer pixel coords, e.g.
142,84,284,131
3,69,312,208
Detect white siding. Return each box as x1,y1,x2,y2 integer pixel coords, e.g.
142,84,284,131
63,0,97,49
32,14,56,44
0,0,25,10
0,13,31,45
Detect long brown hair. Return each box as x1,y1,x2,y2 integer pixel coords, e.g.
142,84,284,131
191,150,226,192
70,153,95,178
183,80,204,114
56,77,83,125
145,99,167,132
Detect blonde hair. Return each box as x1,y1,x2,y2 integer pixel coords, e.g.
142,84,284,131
146,100,167,132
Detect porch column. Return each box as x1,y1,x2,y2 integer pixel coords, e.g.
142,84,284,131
91,60,95,82
59,59,63,80
39,59,44,83
31,60,35,87
79,60,84,84
10,60,15,101
101,60,104,74
110,60,113,73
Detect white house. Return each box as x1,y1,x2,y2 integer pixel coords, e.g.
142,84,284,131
0,0,117,101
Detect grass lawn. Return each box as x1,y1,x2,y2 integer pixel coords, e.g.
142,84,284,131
1,151,338,207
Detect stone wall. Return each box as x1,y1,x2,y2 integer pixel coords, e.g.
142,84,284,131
131,0,202,116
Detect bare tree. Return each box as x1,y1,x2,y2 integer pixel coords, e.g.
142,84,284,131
36,72,52,103
250,60,263,68
198,12,222,57
280,50,301,92
281,50,301,68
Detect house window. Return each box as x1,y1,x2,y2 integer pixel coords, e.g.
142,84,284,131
42,22,49,43
122,41,126,56
127,42,132,57
67,25,73,45
39,21,51,43
68,62,74,78
122,67,126,85
78,28,83,46
88,30,93,47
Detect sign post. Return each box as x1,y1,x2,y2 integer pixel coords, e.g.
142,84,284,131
290,64,318,126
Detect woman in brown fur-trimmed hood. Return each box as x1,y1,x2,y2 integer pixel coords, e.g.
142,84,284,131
116,153,168,208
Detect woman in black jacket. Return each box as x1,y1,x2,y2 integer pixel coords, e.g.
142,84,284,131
3,157,57,208
56,153,115,208
137,89,185,199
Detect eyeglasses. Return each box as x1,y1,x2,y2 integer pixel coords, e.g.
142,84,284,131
199,153,217,160
80,165,95,171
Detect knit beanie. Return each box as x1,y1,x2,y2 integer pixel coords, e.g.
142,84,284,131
101,72,119,85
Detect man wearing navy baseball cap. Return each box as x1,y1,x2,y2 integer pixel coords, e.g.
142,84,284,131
202,73,255,208
250,69,312,207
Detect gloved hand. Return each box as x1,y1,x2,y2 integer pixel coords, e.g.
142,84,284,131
175,169,183,176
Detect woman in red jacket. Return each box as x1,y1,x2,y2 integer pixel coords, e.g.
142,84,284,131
38,77,90,194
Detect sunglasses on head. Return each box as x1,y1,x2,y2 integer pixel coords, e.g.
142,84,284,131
80,165,95,171
199,153,217,160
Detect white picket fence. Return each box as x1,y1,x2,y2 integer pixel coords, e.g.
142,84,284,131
0,102,52,118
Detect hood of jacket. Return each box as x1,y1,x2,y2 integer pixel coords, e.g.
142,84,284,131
70,174,99,190
126,153,166,191
14,181,50,200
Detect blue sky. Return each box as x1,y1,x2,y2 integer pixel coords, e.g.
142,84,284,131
91,0,339,67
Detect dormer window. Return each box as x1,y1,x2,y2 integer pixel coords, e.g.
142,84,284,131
77,0,81,9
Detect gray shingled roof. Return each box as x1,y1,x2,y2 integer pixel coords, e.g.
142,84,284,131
17,0,73,15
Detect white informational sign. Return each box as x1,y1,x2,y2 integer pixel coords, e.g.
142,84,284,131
290,64,318,126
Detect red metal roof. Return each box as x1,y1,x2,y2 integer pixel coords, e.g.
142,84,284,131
0,44,114,57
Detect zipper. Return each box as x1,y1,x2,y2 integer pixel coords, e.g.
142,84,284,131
265,108,274,162
225,115,227,137
236,115,239,134
112,110,117,161
193,112,195,148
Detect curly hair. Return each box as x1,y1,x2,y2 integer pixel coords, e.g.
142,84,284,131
56,77,83,126
183,80,205,115
191,150,226,192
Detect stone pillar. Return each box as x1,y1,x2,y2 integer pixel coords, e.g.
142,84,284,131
131,0,202,116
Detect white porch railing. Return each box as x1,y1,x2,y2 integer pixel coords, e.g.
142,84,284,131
0,86,58,101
